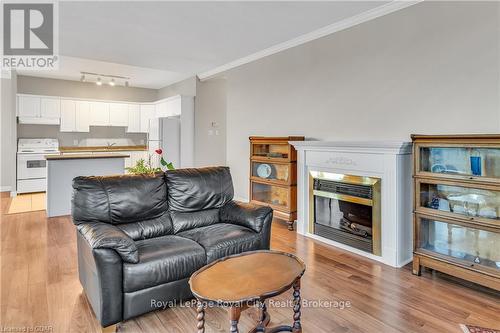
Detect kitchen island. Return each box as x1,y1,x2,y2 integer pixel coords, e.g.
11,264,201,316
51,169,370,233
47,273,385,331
45,153,129,217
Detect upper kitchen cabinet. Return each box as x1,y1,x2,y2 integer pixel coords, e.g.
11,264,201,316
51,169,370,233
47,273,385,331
60,100,76,132
155,95,182,118
40,98,61,118
60,100,90,132
75,101,91,132
127,104,142,133
109,103,129,126
18,95,40,117
17,95,60,124
140,104,156,132
89,102,110,126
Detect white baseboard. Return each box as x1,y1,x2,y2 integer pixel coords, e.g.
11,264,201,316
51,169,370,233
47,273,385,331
0,186,11,192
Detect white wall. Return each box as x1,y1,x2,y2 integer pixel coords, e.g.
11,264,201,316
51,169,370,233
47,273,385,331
195,78,226,167
157,77,196,100
1,72,18,192
223,1,500,200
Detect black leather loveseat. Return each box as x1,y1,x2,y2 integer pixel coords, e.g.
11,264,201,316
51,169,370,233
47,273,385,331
71,167,273,327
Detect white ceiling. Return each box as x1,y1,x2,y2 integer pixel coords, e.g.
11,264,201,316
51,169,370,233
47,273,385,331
21,1,394,89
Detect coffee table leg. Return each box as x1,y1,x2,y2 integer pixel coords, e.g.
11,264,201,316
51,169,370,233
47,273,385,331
292,279,302,333
196,301,205,333
229,307,241,333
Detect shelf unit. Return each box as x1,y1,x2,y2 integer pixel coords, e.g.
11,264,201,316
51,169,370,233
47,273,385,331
411,134,500,291
249,136,304,230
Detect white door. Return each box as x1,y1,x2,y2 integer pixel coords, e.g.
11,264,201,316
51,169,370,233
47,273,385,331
75,101,91,132
109,103,129,126
90,102,110,126
127,104,141,132
60,100,76,132
140,104,155,133
18,95,41,117
40,98,61,118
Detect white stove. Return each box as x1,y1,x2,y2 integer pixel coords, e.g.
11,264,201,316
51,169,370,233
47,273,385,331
17,138,59,194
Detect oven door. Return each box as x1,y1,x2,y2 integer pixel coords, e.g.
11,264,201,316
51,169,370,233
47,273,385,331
17,154,47,179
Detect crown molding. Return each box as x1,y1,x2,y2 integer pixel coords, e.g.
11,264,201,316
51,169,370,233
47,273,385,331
198,0,422,81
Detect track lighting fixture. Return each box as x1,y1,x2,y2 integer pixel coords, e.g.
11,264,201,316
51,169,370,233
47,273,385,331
80,72,131,87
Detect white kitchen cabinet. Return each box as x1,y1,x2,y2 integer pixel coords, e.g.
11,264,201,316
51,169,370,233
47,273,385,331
155,101,169,117
90,102,110,126
40,98,60,118
109,103,129,126
60,100,90,132
18,95,41,117
140,104,156,133
127,104,142,133
168,97,182,116
148,118,161,141
60,100,76,132
75,101,90,132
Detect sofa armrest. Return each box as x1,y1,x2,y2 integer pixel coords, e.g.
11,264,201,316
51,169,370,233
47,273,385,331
220,201,273,233
77,222,139,264
77,232,124,327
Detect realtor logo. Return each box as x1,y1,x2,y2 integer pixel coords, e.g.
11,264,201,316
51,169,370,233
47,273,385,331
1,1,58,70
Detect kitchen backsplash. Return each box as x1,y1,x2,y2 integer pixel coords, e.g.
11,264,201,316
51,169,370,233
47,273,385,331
17,124,146,147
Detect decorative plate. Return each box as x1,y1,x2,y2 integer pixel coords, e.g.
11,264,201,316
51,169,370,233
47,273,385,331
257,163,272,179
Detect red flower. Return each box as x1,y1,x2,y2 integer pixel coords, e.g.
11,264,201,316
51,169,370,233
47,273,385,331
155,149,163,155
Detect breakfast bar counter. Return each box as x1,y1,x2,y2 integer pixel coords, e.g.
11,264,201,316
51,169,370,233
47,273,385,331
45,153,129,217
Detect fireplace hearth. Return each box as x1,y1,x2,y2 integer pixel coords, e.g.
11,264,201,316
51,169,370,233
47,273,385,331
312,172,381,255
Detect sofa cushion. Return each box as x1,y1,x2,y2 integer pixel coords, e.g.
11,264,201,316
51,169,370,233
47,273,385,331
170,208,220,234
178,223,261,263
72,173,167,225
165,167,234,212
123,235,206,292
118,212,174,241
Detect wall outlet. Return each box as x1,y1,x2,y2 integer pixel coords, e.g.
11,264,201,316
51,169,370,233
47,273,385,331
208,129,214,136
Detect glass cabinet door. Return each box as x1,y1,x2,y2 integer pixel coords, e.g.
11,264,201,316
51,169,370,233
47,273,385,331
251,182,290,209
252,143,290,160
417,180,500,226
418,146,500,181
251,162,292,184
416,216,500,273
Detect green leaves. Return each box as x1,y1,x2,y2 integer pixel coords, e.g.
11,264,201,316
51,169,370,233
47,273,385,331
160,157,175,170
125,158,161,174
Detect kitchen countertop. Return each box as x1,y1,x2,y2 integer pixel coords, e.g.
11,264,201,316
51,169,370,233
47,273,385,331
45,153,130,160
59,145,147,153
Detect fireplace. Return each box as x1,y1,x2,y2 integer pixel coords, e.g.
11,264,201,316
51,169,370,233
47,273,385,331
310,171,381,256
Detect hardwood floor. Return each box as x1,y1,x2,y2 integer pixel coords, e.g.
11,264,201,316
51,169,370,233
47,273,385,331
1,193,499,333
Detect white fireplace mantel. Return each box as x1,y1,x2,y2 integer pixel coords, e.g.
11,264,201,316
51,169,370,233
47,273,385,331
290,140,413,268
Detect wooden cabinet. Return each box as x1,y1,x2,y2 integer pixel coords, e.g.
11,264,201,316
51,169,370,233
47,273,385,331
249,136,304,230
412,134,500,291
109,103,129,126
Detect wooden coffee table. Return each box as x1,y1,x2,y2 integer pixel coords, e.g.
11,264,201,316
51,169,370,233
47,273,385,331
189,250,306,333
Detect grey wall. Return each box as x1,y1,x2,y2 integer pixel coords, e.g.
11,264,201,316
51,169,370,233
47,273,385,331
1,72,18,191
17,75,157,102
157,77,196,99
195,78,226,166
221,1,500,200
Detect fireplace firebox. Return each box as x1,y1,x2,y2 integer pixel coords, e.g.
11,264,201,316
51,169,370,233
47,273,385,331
311,171,381,255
